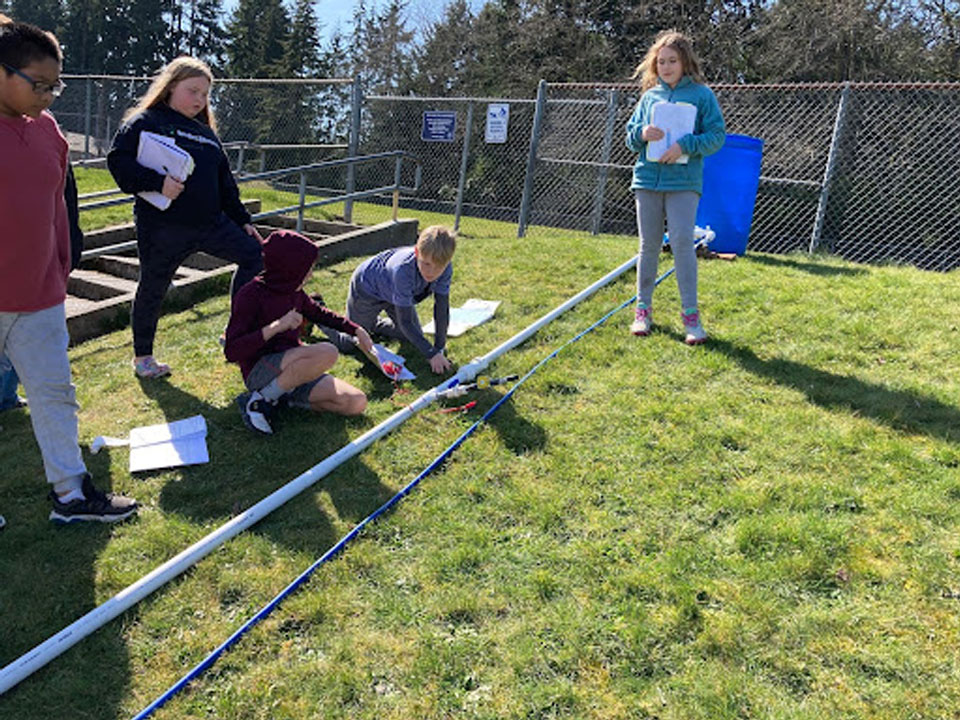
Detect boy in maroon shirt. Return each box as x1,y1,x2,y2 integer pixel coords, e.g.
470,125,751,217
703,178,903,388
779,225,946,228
1,17,137,523
224,230,373,434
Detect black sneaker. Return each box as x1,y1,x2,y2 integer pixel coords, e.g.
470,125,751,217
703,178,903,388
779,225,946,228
236,391,274,434
49,474,138,524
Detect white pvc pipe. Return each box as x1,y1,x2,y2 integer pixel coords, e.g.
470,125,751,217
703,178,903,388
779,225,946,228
0,253,637,695
455,254,637,383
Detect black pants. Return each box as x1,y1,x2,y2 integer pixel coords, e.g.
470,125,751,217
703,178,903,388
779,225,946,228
133,213,263,357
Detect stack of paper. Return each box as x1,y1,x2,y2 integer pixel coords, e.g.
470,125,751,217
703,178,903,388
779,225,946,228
424,298,501,337
91,415,209,472
645,101,697,165
136,131,196,210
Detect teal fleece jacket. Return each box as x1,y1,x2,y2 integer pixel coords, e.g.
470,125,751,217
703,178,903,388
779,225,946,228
625,76,725,194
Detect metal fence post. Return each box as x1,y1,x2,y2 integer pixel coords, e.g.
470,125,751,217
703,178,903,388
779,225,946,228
393,156,403,222
83,77,92,159
297,172,307,232
810,82,850,253
517,79,548,238
344,76,362,223
454,102,474,232
590,89,619,236
236,143,246,175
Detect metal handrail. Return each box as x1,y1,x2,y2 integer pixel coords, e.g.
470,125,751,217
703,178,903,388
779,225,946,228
78,151,421,260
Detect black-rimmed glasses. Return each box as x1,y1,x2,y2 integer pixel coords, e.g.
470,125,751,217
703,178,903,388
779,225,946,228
2,63,66,98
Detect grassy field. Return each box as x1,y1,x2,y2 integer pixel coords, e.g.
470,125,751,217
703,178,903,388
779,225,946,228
2,175,960,719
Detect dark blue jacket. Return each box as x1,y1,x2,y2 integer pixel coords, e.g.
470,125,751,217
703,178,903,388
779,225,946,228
107,104,250,230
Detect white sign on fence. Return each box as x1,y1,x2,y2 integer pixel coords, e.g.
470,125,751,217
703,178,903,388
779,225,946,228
485,103,510,144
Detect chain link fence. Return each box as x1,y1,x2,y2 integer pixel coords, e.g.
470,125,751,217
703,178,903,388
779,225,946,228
359,95,537,230
520,81,960,271
59,75,960,271
58,76,354,169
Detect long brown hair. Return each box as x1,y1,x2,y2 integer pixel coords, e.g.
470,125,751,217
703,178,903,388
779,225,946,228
631,30,706,92
123,56,217,130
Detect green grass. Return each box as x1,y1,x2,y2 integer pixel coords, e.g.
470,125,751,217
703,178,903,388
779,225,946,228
3,175,960,718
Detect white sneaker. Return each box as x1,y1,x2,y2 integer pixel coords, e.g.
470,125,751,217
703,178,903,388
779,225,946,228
630,304,652,336
682,308,707,345
238,391,274,434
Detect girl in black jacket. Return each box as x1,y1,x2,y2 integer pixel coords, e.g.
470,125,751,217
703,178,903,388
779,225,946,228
108,56,263,379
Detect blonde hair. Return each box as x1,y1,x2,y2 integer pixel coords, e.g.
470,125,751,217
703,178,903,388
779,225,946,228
632,30,706,92
124,56,216,130
416,225,456,265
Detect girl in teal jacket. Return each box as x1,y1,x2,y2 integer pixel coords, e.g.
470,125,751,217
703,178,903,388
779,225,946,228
625,30,725,344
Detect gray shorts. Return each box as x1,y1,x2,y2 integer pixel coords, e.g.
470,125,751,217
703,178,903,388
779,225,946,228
245,351,325,410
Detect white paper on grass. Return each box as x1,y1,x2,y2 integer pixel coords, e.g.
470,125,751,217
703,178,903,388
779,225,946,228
645,101,697,165
423,298,501,337
90,415,209,473
372,344,416,381
136,131,196,210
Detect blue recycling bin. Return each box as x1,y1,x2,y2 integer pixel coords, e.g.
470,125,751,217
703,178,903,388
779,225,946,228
696,133,764,255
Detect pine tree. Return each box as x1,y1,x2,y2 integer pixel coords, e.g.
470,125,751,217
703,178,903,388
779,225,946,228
220,0,291,156
224,0,289,77
5,0,62,33
348,0,414,95
282,0,321,77
166,0,224,68
411,0,479,95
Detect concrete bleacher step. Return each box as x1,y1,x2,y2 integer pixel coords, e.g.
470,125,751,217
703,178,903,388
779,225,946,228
66,215,417,345
68,269,139,300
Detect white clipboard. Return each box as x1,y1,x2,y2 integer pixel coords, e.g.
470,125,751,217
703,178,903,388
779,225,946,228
136,131,195,210
645,101,697,164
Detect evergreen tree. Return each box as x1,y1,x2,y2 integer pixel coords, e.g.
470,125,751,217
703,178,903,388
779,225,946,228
220,0,291,158
5,0,62,33
411,0,479,95
61,0,100,72
348,0,415,95
752,0,928,81
917,0,960,80
224,0,289,77
166,0,224,68
282,0,322,77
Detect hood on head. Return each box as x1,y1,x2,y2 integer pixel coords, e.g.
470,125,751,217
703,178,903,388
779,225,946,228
260,230,318,293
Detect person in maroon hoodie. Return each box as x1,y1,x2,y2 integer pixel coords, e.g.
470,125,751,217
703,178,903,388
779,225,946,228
224,230,373,435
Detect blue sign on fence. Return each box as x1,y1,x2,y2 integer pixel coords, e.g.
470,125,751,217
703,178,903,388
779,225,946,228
421,111,457,142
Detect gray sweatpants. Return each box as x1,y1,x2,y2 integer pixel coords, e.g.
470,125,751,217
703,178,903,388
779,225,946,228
635,189,700,310
0,303,86,487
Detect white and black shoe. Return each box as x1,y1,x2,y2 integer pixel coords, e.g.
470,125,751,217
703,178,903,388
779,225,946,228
237,391,274,435
49,474,138,524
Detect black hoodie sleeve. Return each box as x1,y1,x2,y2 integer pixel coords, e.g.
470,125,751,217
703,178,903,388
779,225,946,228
106,115,166,195
218,152,252,227
65,164,84,269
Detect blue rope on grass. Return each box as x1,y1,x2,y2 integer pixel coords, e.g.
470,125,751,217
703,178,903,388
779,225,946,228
132,261,678,719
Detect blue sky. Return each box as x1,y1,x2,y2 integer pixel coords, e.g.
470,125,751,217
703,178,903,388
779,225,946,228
223,0,483,42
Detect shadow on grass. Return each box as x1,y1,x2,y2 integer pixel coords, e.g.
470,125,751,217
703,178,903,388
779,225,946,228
710,337,960,442
747,253,868,277
0,411,129,716
153,394,397,558
138,372,221,420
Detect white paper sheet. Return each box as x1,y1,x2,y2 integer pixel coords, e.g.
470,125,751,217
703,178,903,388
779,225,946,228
424,298,501,337
91,415,209,472
372,344,416,381
645,101,697,165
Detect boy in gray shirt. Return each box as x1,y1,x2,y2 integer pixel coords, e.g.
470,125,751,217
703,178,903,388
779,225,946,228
333,225,455,374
